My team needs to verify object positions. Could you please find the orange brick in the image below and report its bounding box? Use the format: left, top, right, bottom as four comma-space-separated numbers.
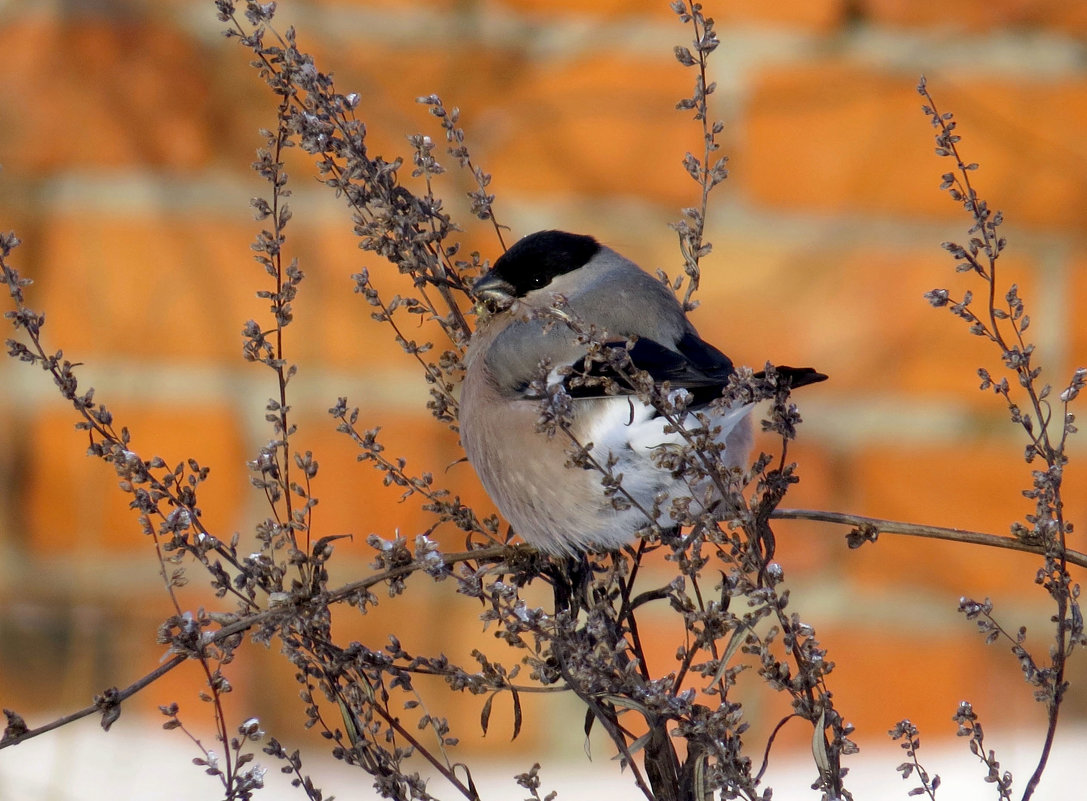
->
769, 441, 845, 577
31, 208, 476, 374
680, 235, 1043, 403
198, 6, 448, 177
24, 403, 247, 553
307, 0, 460, 7
232, 38, 532, 180
298, 40, 702, 204
821, 622, 1038, 747
290, 408, 501, 557
284, 219, 483, 371
488, 53, 707, 204
98, 597, 214, 721
0, 198, 35, 253
0, 15, 211, 173
210, 6, 847, 191
214, 48, 435, 180
1065, 253, 1087, 374
495, 0, 675, 15
847, 441, 1081, 599
495, 0, 845, 30
719, 0, 846, 31
30, 206, 451, 372
313, 41, 704, 201
32, 206, 1053, 401
34, 214, 258, 363
859, 0, 1087, 35
743, 65, 1087, 230
231, 0, 845, 31
0, 394, 15, 547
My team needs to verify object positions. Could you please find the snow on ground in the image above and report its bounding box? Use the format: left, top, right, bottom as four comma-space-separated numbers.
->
1, 715, 1081, 800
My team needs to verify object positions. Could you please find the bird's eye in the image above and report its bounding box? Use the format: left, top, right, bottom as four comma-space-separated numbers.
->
529, 275, 546, 288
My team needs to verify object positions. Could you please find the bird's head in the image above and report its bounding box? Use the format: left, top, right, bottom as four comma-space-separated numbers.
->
472, 230, 601, 316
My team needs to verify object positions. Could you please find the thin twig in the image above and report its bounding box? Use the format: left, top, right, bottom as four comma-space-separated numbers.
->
1, 655, 187, 749
773, 509, 1087, 570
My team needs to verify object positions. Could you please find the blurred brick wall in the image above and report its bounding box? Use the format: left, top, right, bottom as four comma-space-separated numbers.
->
0, 0, 1085, 778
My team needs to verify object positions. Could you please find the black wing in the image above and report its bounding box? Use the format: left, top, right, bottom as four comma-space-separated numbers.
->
563, 332, 735, 404
562, 334, 827, 402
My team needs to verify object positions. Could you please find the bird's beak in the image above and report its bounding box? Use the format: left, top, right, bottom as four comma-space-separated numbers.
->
471, 271, 516, 313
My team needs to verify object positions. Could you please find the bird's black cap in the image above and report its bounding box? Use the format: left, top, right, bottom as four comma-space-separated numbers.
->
487, 230, 601, 297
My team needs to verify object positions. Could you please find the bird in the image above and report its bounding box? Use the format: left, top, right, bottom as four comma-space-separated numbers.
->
459, 230, 825, 555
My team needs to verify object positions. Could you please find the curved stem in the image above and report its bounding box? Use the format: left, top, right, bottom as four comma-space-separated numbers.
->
772, 509, 1087, 569
1, 654, 187, 749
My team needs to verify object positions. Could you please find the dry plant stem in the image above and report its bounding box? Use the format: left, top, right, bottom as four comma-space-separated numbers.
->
890, 720, 940, 800
331, 403, 500, 545
920, 78, 1080, 801
410, 132, 475, 339
247, 85, 307, 567
0, 654, 187, 748
343, 275, 461, 414
774, 509, 1087, 570
728, 512, 847, 797
0, 543, 536, 751
337, 675, 481, 801
615, 541, 659, 687
680, 6, 712, 308
200, 653, 235, 792
3, 239, 255, 793
335, 142, 471, 349
544, 321, 850, 796
417, 95, 507, 253
225, 10, 473, 349
670, 2, 729, 312
269, 92, 301, 556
